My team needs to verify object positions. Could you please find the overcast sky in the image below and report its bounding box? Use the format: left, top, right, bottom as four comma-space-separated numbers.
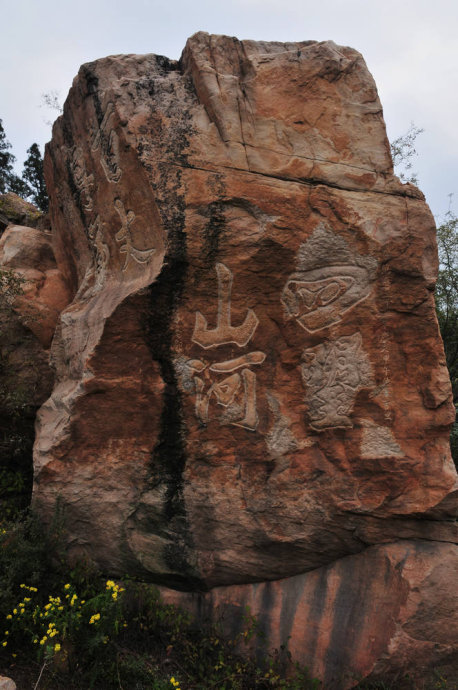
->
2, 0, 457, 220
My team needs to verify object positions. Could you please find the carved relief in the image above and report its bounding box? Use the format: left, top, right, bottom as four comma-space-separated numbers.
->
186, 355, 265, 430
301, 333, 373, 430
114, 199, 156, 272
91, 102, 122, 184
88, 216, 110, 291
184, 264, 264, 431
71, 147, 95, 211
282, 224, 377, 332
193, 263, 259, 348
360, 420, 403, 459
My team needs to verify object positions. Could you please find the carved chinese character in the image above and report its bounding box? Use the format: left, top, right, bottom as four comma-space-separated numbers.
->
91, 102, 122, 184
71, 147, 95, 212
187, 352, 265, 431
185, 264, 265, 431
193, 263, 259, 348
114, 199, 156, 271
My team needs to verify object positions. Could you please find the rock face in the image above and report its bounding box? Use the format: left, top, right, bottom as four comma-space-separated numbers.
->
0, 193, 45, 233
34, 33, 457, 685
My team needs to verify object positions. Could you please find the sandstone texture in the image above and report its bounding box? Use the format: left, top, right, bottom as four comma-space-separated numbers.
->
0, 225, 71, 350
34, 33, 458, 685
159, 540, 458, 689
0, 676, 16, 690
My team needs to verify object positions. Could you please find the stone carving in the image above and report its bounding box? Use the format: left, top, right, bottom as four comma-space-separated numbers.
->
360, 420, 404, 459
187, 264, 264, 430
282, 224, 377, 332
71, 147, 95, 212
88, 215, 109, 291
301, 333, 373, 430
193, 263, 259, 348
114, 199, 156, 272
91, 102, 122, 184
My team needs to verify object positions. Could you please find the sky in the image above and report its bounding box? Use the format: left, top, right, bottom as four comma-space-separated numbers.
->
1, 0, 457, 220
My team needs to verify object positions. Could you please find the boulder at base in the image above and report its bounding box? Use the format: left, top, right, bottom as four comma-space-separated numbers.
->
34, 33, 458, 686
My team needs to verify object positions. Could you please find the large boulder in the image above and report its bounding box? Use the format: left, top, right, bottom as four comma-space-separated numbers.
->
33, 33, 458, 685
0, 193, 45, 232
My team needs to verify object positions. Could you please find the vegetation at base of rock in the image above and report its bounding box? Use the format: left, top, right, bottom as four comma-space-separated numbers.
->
0, 512, 321, 689
0, 268, 35, 519
0, 512, 452, 690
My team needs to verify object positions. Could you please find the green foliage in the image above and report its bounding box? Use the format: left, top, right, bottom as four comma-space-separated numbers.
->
0, 513, 319, 689
0, 268, 35, 518
435, 205, 458, 464
0, 119, 25, 196
21, 143, 48, 212
0, 119, 48, 211
390, 122, 424, 185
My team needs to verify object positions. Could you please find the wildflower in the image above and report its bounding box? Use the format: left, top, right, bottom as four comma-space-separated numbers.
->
4, 631, 8, 636
64, 584, 70, 590
12, 609, 17, 615
23, 597, 31, 602
106, 580, 115, 590
89, 613, 101, 625
54, 643, 61, 652
6, 615, 11, 620
2, 642, 7, 647
112, 591, 118, 600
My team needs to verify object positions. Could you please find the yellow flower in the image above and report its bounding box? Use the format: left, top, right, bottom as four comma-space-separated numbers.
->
2, 641, 7, 647
6, 615, 12, 620
54, 643, 61, 652
64, 584, 70, 590
106, 580, 115, 590
24, 597, 31, 602
112, 592, 118, 600
12, 609, 17, 615
4, 631, 8, 636
44, 603, 51, 610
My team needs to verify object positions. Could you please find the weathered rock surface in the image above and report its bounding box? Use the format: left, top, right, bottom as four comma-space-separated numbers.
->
0, 676, 16, 690
0, 225, 71, 349
158, 540, 458, 689
0, 193, 45, 232
33, 32, 457, 685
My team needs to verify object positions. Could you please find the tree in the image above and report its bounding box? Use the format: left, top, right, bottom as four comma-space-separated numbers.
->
435, 204, 458, 462
0, 119, 26, 196
21, 143, 48, 212
390, 122, 424, 185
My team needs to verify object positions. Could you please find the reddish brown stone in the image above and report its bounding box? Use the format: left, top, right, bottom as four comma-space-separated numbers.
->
0, 225, 71, 347
158, 541, 458, 689
33, 32, 457, 685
